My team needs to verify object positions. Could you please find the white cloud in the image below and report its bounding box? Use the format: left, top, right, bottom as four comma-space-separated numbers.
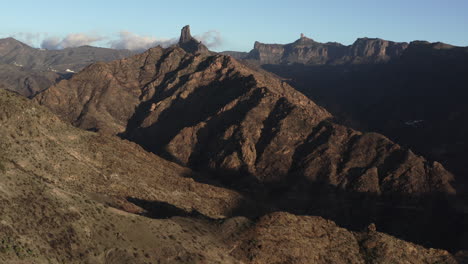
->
40, 36, 61, 50
5, 32, 48, 47
108, 31, 177, 51
195, 30, 223, 49
41, 33, 105, 50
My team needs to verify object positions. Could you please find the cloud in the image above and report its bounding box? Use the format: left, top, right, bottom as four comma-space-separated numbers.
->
40, 36, 61, 50
11, 32, 48, 46
41, 33, 105, 50
108, 31, 177, 51
195, 30, 223, 49
8, 29, 224, 51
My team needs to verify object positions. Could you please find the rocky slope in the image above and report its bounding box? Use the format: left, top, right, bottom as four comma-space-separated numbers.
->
222, 34, 408, 65
0, 88, 462, 263
0, 37, 134, 97
0, 88, 241, 263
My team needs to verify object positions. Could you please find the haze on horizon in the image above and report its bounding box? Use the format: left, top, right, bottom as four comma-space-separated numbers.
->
1, 0, 467, 52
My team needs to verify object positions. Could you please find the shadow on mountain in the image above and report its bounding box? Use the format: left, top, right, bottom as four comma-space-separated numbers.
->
126, 197, 214, 220
172, 166, 468, 253
120, 69, 258, 162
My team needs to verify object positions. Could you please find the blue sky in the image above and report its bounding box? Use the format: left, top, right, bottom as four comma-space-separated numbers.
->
1, 0, 467, 51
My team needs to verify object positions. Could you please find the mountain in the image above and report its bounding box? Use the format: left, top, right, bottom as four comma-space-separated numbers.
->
0, 37, 135, 97
34, 26, 466, 251
220, 51, 249, 60
0, 37, 134, 72
221, 34, 408, 65
0, 82, 462, 263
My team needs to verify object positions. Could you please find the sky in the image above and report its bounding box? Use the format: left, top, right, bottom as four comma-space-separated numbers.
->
1, 0, 467, 51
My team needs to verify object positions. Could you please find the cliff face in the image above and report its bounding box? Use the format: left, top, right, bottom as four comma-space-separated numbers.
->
245, 35, 408, 65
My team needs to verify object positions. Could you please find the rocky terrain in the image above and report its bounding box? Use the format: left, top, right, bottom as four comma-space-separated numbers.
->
34, 26, 468, 254
0, 37, 134, 97
0, 77, 464, 264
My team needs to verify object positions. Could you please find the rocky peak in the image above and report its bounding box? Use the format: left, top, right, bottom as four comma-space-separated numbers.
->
179, 25, 194, 44
177, 25, 209, 54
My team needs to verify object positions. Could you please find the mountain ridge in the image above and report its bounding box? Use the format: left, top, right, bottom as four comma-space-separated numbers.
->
0, 37, 136, 97
34, 28, 455, 198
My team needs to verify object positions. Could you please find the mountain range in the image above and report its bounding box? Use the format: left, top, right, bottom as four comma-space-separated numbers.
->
221, 34, 409, 65
1, 26, 467, 263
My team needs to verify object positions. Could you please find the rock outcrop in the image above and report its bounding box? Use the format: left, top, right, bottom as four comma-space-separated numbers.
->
178, 25, 210, 54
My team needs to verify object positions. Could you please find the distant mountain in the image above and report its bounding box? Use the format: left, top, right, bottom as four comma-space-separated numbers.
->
0, 37, 134, 72
220, 50, 249, 60
221, 34, 408, 65
0, 37, 135, 97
